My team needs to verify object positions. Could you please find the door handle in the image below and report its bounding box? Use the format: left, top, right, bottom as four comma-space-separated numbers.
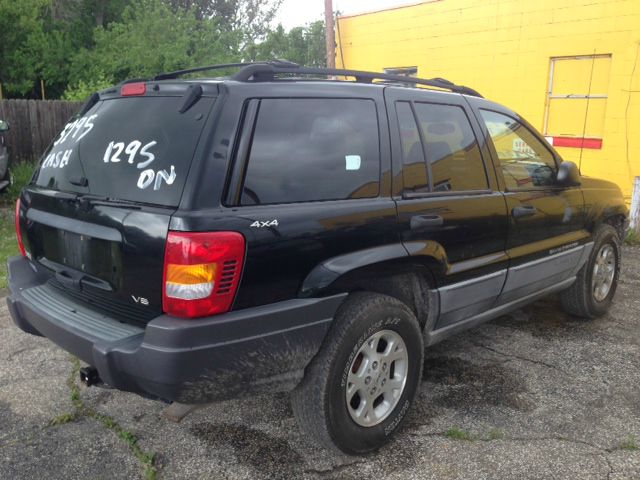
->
410, 214, 444, 229
512, 205, 537, 218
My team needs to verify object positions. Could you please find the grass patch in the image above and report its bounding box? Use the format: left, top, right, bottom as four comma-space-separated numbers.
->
445, 427, 475, 441
487, 428, 504, 440
1, 161, 36, 206
626, 229, 640, 246
55, 357, 158, 479
0, 206, 18, 289
0, 162, 36, 289
619, 435, 638, 450
49, 412, 77, 426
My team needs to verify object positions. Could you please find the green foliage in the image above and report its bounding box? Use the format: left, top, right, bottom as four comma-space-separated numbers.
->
620, 435, 638, 450
2, 161, 36, 206
249, 20, 325, 66
48, 412, 77, 426
445, 427, 475, 441
62, 73, 114, 101
0, 206, 17, 289
0, 0, 49, 96
0, 0, 325, 100
68, 0, 240, 85
625, 228, 640, 246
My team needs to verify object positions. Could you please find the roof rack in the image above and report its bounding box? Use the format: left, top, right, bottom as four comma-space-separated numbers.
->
153, 60, 298, 81
154, 60, 482, 97
231, 63, 483, 97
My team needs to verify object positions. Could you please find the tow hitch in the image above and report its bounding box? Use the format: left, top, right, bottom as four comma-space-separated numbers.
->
79, 366, 101, 387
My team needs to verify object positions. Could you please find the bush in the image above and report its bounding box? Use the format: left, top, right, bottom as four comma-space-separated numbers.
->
62, 74, 114, 101
1, 161, 36, 206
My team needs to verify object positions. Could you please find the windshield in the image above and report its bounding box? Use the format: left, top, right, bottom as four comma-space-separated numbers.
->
33, 95, 215, 207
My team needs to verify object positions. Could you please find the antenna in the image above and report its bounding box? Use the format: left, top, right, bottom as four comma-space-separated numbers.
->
579, 51, 597, 170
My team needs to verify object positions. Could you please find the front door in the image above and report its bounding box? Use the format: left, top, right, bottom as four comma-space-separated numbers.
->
385, 88, 509, 330
471, 105, 589, 305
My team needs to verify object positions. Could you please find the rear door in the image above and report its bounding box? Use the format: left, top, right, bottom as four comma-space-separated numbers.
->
469, 101, 588, 305
19, 83, 217, 323
385, 88, 509, 330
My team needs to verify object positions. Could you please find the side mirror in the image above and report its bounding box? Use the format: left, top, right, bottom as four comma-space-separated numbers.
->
556, 161, 581, 187
0, 120, 9, 132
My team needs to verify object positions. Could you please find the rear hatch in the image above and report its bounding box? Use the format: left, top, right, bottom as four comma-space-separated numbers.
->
18, 82, 217, 324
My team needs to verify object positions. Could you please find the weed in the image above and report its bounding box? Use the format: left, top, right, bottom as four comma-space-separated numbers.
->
445, 427, 475, 441
52, 357, 158, 479
488, 428, 504, 440
48, 412, 77, 426
626, 229, 640, 246
1, 161, 36, 206
619, 435, 638, 450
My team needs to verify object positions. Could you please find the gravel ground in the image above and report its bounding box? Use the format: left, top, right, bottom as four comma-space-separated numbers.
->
1, 247, 639, 479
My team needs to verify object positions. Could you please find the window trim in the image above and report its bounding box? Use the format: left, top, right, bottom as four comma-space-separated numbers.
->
479, 108, 563, 193
543, 54, 612, 137
398, 100, 492, 198
229, 96, 383, 207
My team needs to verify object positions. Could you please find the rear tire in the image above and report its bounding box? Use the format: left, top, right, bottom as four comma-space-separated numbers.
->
560, 224, 621, 318
291, 292, 423, 454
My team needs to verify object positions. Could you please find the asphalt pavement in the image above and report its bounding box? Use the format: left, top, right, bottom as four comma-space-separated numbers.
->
1, 247, 639, 479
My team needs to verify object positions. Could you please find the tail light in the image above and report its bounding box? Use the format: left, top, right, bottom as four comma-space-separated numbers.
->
163, 231, 245, 318
15, 198, 26, 257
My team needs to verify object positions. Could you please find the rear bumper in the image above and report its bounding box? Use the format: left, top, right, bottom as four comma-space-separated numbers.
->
7, 256, 345, 403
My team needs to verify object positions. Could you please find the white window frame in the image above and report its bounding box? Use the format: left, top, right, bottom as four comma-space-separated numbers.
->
543, 54, 611, 137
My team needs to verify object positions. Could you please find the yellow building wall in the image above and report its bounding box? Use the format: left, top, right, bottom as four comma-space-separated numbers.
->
336, 0, 640, 202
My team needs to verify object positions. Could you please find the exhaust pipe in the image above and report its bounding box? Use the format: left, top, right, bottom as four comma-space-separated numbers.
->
79, 366, 101, 387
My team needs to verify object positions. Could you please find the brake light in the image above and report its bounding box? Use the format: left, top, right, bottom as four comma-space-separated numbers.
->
15, 198, 26, 257
121, 82, 146, 96
163, 231, 245, 318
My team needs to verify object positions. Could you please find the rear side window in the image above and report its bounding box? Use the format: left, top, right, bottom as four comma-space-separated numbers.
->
33, 95, 215, 207
240, 98, 380, 205
413, 103, 488, 192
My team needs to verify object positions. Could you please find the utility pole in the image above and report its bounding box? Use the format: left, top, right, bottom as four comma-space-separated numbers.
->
324, 0, 335, 68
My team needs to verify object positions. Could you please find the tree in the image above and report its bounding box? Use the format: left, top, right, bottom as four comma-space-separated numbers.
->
251, 20, 326, 66
0, 0, 49, 97
67, 0, 240, 86
167, 0, 282, 53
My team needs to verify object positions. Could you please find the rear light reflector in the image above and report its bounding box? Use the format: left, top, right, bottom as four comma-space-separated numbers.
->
163, 231, 245, 318
121, 82, 146, 96
15, 198, 26, 257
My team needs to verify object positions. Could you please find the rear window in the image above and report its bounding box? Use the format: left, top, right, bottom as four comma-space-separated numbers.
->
33, 95, 215, 206
240, 98, 380, 205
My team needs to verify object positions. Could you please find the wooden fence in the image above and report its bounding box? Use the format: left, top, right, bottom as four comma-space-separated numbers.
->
0, 100, 82, 163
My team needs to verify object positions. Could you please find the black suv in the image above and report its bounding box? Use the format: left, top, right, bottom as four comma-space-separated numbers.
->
8, 63, 628, 454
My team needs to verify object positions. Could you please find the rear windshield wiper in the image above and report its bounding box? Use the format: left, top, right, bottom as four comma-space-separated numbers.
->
77, 195, 142, 210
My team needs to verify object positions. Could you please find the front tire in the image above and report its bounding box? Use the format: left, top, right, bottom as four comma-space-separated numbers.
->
291, 292, 424, 454
560, 224, 621, 318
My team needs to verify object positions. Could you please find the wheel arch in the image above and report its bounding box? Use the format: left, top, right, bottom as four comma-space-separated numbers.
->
299, 244, 446, 329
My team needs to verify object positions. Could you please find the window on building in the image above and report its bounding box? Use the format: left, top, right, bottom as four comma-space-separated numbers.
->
413, 103, 489, 192
383, 66, 418, 77
241, 98, 380, 205
544, 54, 611, 149
480, 109, 557, 190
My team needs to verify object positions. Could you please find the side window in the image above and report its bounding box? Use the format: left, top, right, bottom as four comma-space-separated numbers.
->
479, 109, 557, 190
413, 103, 489, 192
395, 101, 428, 193
241, 98, 380, 205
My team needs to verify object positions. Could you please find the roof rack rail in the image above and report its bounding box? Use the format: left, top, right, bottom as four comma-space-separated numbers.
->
231, 63, 483, 97
154, 60, 299, 81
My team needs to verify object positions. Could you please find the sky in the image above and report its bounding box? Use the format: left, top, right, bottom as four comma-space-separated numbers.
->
275, 0, 417, 29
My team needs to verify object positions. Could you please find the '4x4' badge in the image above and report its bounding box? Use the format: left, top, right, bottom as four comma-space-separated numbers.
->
250, 220, 279, 228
